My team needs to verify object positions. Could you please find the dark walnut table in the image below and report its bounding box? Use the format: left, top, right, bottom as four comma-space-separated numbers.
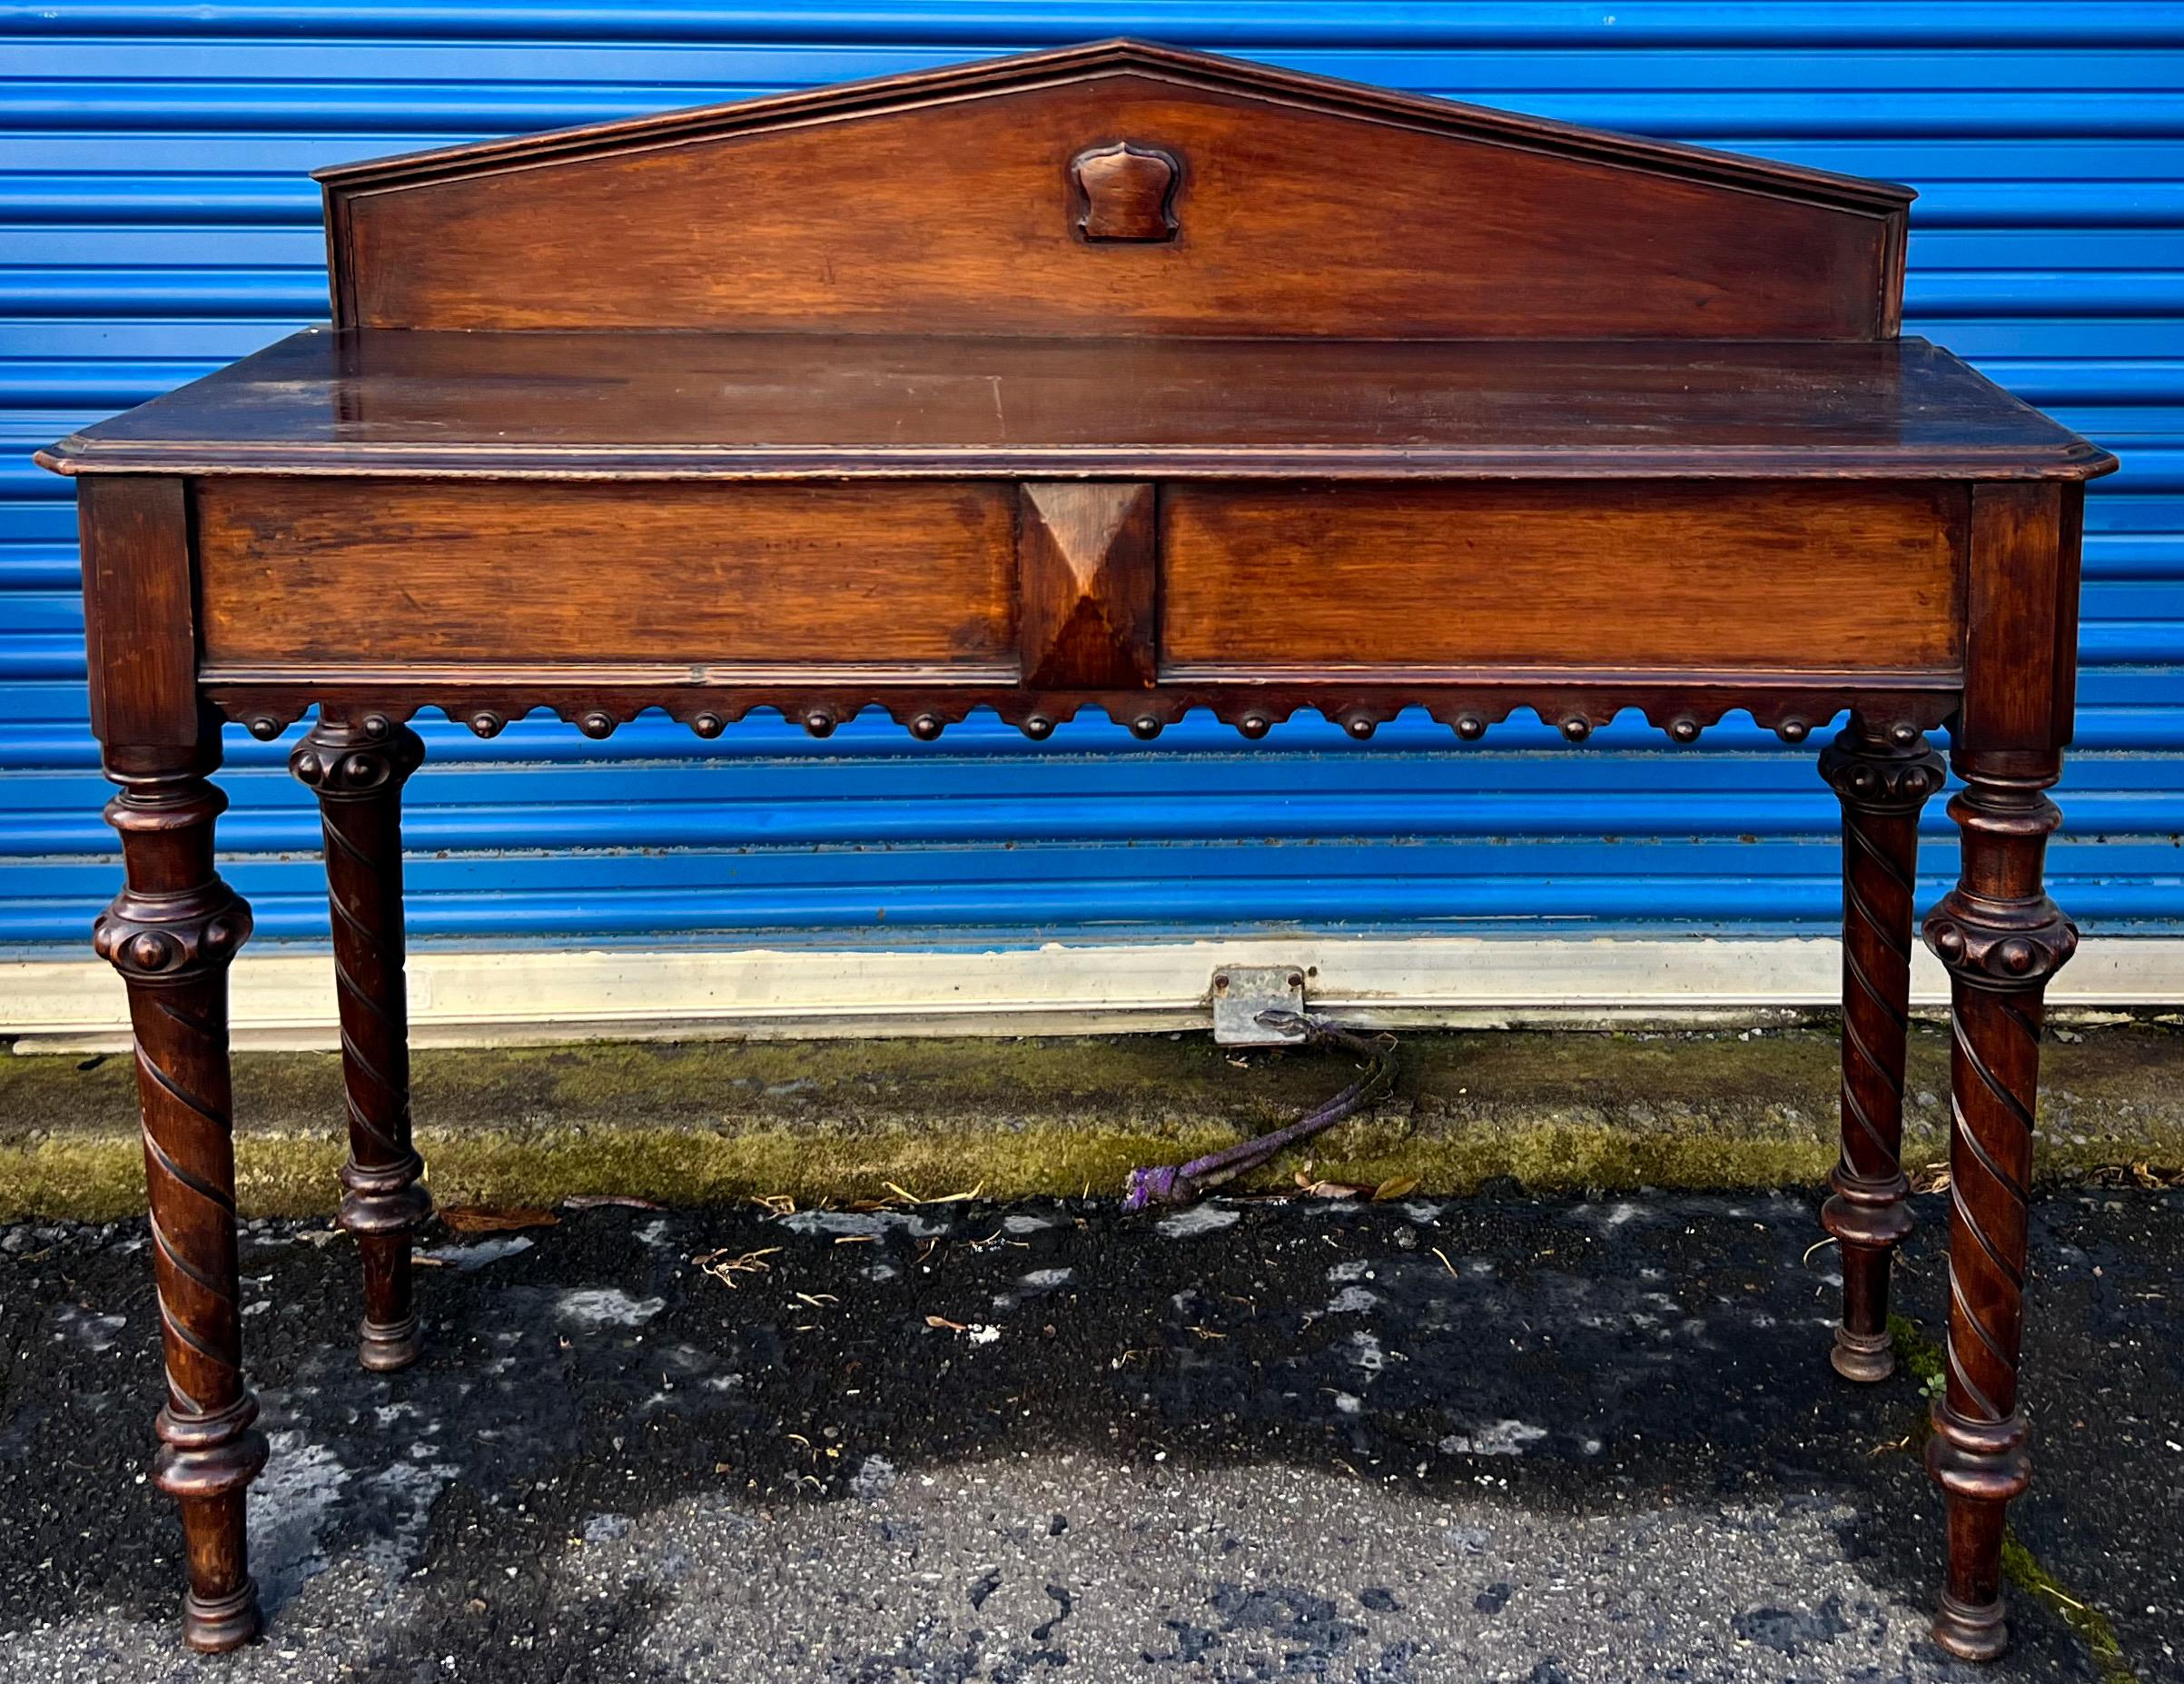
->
36, 40, 2114, 1661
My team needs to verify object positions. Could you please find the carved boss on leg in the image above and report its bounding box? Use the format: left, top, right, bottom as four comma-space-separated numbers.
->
1818, 718, 1944, 1381
292, 713, 432, 1370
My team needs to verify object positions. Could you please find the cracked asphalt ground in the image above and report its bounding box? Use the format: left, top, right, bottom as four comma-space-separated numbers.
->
0, 1188, 2177, 1682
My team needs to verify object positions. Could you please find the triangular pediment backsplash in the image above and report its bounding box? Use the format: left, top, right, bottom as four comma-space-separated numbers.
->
319, 39, 1910, 339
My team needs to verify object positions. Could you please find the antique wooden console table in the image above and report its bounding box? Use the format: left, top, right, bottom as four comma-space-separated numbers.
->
37, 41, 2113, 1660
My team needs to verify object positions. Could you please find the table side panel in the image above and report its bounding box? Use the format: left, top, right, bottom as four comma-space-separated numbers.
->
1160, 481, 1967, 675
77, 475, 201, 749
193, 479, 1021, 670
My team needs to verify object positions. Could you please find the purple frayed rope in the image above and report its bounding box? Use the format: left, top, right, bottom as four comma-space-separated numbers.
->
1124, 1011, 1397, 1210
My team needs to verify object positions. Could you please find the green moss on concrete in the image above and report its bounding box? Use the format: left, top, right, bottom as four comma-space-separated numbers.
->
4, 1022, 2180, 1220
410, 1117, 1852, 1215
1888, 1313, 1946, 1393
2001, 1534, 2137, 1684
0, 1134, 349, 1224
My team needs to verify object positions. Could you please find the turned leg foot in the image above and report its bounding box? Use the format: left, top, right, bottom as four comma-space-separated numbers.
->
1828, 1317, 1896, 1386
355, 1233, 424, 1371
1932, 1597, 2010, 1665
1928, 1418, 2028, 1661
97, 756, 268, 1650
1921, 751, 2073, 1661
181, 1572, 262, 1653
1819, 718, 1943, 1382
293, 714, 432, 1370
163, 1421, 270, 1651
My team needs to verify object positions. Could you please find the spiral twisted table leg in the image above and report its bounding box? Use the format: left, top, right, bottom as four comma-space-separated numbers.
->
1922, 751, 2074, 1661
96, 759, 267, 1652
1818, 718, 1944, 1381
292, 713, 431, 1371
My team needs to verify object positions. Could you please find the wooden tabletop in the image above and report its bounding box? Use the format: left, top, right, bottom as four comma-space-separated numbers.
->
39, 329, 2113, 483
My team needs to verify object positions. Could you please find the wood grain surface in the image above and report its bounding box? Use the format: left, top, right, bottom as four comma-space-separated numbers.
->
194, 480, 1020, 669
1161, 481, 1967, 674
329, 51, 1901, 340
39, 332, 2112, 483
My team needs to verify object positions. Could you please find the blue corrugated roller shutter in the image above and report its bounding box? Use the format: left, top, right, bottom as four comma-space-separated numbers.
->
3, 3, 2179, 955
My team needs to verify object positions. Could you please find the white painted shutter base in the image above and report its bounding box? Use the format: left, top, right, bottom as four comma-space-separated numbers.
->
5, 936, 2179, 1053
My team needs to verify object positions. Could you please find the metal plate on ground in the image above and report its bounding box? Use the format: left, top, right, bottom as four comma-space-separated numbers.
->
1211, 965, 1307, 1045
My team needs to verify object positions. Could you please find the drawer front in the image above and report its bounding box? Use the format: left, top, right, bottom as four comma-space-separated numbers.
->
1159, 481, 1966, 676
193, 478, 1019, 671
194, 476, 1968, 691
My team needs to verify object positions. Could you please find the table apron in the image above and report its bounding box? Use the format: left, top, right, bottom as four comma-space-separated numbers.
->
184, 474, 1972, 738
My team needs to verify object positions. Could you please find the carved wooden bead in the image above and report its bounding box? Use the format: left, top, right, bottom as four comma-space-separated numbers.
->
94, 887, 253, 982
1819, 731, 1944, 813
291, 722, 423, 797
1022, 714, 1055, 741
1669, 718, 1701, 743
690, 711, 725, 738
1237, 713, 1272, 740
1454, 715, 1487, 741
577, 710, 616, 738
245, 715, 282, 741
803, 709, 837, 738
1923, 900, 2079, 988
909, 714, 944, 741
1889, 720, 1921, 748
1777, 718, 1811, 743
1130, 714, 1163, 740
1560, 717, 1591, 742
467, 709, 505, 738
1344, 713, 1377, 740
1863, 760, 1934, 803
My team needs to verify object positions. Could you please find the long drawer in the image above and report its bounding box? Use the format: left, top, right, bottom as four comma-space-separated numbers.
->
191, 476, 1967, 684
1158, 480, 1965, 678
193, 478, 1022, 674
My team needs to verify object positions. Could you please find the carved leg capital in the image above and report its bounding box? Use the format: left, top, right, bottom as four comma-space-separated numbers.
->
1818, 719, 1943, 1382
99, 759, 264, 1652
294, 713, 431, 1371
289, 710, 426, 801
1818, 720, 1947, 815
1919, 751, 2070, 1662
